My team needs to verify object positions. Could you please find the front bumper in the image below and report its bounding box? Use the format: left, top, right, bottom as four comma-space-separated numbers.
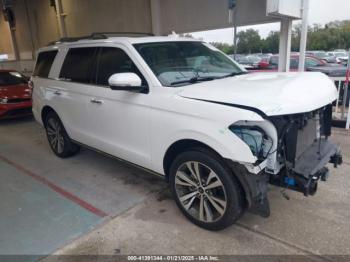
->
293, 138, 342, 177
227, 138, 342, 218
0, 101, 33, 119
269, 138, 342, 197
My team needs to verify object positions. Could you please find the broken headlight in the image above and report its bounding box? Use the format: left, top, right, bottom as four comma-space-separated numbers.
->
229, 125, 273, 160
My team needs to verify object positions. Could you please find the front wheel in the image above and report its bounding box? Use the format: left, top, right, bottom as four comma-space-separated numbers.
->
169, 149, 244, 231
45, 112, 80, 158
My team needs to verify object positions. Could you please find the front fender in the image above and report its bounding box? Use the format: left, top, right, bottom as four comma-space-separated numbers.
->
152, 127, 257, 175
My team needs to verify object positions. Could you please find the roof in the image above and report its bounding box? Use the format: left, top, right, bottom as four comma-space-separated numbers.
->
41, 34, 201, 52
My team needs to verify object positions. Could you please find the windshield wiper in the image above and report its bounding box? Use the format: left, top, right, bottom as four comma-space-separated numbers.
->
219, 71, 248, 79
170, 76, 216, 86
170, 71, 248, 86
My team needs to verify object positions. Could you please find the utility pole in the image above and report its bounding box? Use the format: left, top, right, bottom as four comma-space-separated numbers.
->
299, 0, 310, 72
54, 0, 67, 38
233, 7, 238, 59
228, 0, 237, 59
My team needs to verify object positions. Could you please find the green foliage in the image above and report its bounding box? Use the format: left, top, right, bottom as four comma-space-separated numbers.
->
236, 29, 262, 53
212, 20, 350, 54
210, 42, 235, 54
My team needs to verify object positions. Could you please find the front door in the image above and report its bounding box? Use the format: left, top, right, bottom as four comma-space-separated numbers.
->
82, 46, 152, 169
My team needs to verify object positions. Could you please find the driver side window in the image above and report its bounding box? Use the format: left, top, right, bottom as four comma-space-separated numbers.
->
96, 47, 147, 86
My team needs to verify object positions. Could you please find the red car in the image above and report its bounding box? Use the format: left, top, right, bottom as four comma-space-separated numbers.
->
0, 70, 32, 119
253, 55, 347, 77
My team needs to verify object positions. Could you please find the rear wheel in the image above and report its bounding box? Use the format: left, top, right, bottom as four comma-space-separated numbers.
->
169, 149, 244, 231
45, 112, 80, 158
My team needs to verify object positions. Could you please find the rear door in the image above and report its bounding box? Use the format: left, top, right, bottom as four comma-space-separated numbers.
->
32, 50, 59, 122
50, 47, 98, 140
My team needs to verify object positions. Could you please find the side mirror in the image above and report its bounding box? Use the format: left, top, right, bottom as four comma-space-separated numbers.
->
108, 73, 144, 92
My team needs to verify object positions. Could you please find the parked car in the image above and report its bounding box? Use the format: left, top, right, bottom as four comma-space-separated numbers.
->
0, 70, 32, 119
306, 51, 336, 63
328, 51, 349, 64
234, 55, 262, 69
255, 55, 348, 77
32, 34, 342, 230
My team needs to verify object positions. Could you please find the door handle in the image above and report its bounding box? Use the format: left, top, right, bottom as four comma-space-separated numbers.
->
90, 98, 103, 104
53, 90, 62, 96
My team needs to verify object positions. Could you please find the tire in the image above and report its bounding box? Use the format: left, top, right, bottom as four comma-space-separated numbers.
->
169, 148, 245, 231
44, 112, 80, 158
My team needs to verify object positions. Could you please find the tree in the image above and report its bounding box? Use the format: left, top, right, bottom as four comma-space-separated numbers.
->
261, 31, 279, 53
209, 20, 350, 55
236, 29, 262, 54
210, 42, 234, 54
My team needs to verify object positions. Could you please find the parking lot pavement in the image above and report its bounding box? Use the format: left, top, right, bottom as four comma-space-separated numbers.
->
53, 129, 350, 257
1, 118, 350, 257
0, 117, 166, 256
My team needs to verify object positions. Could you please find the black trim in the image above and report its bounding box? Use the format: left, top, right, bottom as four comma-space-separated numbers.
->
71, 139, 164, 179
183, 97, 267, 118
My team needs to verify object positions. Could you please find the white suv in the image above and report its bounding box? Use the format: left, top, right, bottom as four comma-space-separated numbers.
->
31, 33, 342, 230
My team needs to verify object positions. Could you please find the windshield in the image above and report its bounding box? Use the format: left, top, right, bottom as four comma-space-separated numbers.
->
0, 71, 27, 86
133, 41, 244, 86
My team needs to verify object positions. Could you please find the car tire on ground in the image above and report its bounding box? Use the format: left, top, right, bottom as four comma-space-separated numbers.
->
169, 148, 245, 231
45, 112, 80, 158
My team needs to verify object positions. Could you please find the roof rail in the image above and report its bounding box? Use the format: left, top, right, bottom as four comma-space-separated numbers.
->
47, 32, 154, 46
91, 32, 154, 37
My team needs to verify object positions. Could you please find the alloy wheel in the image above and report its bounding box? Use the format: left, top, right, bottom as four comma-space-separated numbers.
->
46, 118, 65, 154
174, 161, 227, 223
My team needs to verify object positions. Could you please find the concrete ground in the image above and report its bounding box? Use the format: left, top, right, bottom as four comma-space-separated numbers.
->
1, 117, 350, 259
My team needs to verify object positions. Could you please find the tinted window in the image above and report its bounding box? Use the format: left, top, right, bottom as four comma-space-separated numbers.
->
33, 50, 58, 77
305, 58, 322, 67
60, 47, 97, 83
96, 47, 146, 86
0, 71, 27, 86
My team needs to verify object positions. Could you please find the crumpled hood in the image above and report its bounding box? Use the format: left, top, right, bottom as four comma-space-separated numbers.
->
0, 84, 31, 99
178, 72, 338, 116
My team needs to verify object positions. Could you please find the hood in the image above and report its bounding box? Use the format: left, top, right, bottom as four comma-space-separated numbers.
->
0, 84, 31, 99
178, 72, 337, 116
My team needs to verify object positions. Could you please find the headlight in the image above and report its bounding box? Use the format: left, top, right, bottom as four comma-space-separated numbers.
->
229, 125, 273, 159
0, 98, 8, 104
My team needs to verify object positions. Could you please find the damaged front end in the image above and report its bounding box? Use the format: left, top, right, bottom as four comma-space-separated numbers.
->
228, 104, 342, 217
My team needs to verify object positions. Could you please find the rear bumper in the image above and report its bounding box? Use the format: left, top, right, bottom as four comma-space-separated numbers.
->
0, 101, 33, 119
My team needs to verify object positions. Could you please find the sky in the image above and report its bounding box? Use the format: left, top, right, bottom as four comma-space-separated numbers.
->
190, 0, 350, 44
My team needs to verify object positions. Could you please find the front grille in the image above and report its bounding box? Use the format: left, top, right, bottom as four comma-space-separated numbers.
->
7, 98, 31, 103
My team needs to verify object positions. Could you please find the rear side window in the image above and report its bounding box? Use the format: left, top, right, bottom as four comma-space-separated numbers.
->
33, 50, 58, 78
60, 47, 97, 84
96, 47, 146, 86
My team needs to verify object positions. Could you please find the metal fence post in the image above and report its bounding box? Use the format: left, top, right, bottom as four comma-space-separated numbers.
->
346, 51, 350, 129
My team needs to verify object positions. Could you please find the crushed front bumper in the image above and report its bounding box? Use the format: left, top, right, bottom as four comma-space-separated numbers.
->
293, 138, 342, 178
227, 138, 342, 218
